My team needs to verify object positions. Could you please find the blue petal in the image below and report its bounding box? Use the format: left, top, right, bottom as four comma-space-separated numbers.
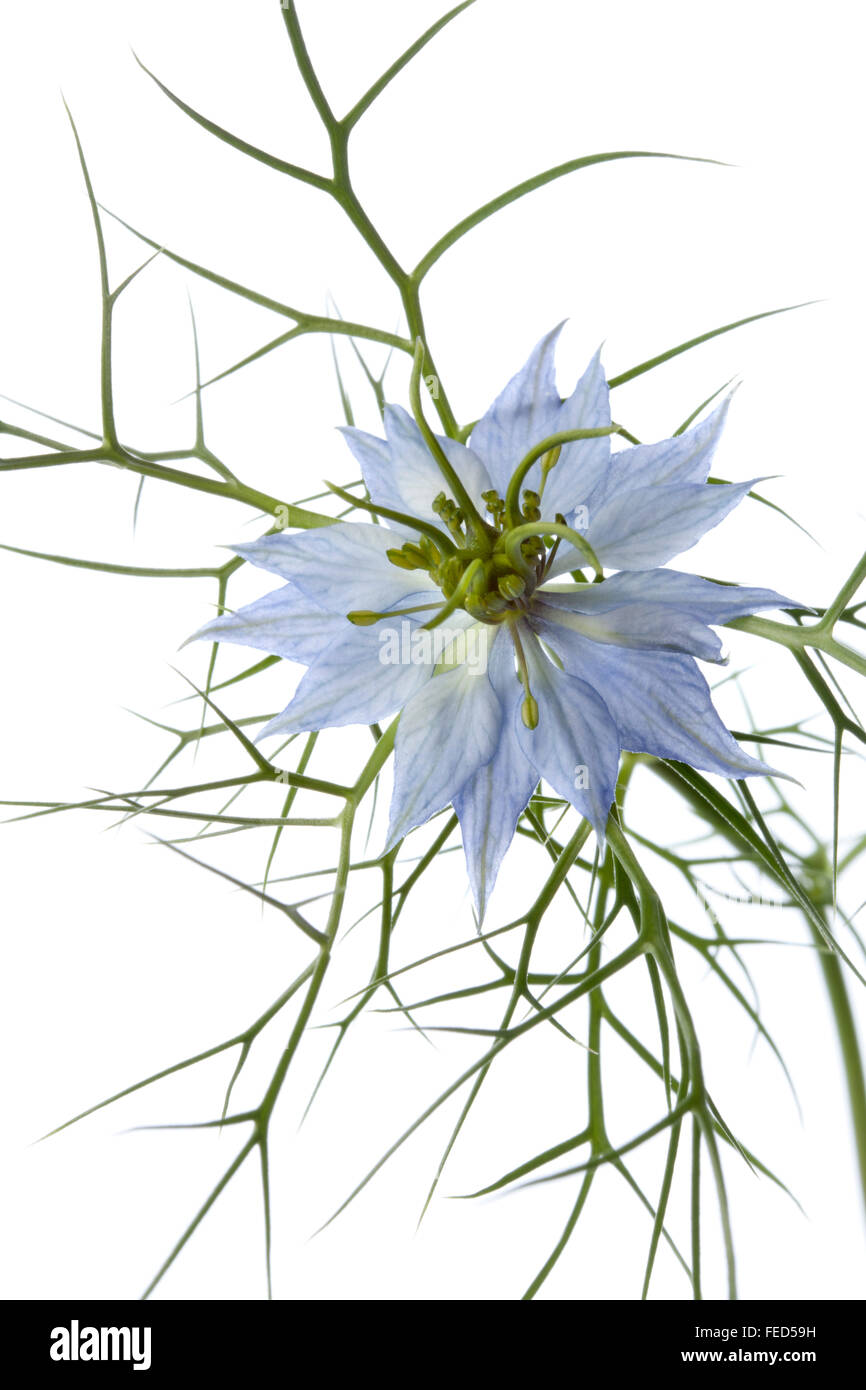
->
185, 583, 349, 664
336, 424, 392, 485
538, 568, 798, 623
578, 478, 757, 571
342, 408, 493, 533
385, 406, 493, 523
533, 571, 797, 664
453, 629, 538, 917
386, 633, 504, 848
470, 324, 564, 493
539, 628, 778, 777
533, 598, 725, 662
233, 522, 438, 615
336, 426, 414, 538
259, 623, 433, 739
538, 347, 612, 519
586, 397, 732, 515
515, 627, 620, 840
470, 326, 612, 507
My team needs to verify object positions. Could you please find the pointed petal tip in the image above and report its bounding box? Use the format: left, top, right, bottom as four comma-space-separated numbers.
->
522, 319, 569, 364
382, 401, 411, 432
178, 616, 222, 650
382, 822, 401, 859
255, 710, 299, 744
739, 758, 800, 787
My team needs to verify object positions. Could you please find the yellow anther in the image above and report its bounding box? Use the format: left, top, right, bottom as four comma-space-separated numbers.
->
498, 572, 526, 600
386, 547, 426, 571
521, 695, 539, 729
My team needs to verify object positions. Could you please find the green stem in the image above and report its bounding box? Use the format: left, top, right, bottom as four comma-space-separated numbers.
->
814, 944, 866, 1220
818, 550, 866, 632
281, 2, 461, 438
409, 340, 489, 538
1, 441, 337, 528
352, 721, 398, 803
136, 448, 334, 526
727, 615, 866, 679
606, 817, 737, 1299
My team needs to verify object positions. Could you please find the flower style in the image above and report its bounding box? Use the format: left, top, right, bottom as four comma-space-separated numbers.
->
191, 326, 795, 915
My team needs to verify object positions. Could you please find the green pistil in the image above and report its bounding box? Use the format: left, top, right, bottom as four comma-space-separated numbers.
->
367, 460, 611, 738
374, 433, 609, 673
382, 484, 601, 631
503, 518, 603, 582
538, 444, 561, 501
409, 338, 492, 545
503, 422, 623, 529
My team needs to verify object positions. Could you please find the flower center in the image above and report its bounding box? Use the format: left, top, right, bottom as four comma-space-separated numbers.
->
384, 486, 564, 625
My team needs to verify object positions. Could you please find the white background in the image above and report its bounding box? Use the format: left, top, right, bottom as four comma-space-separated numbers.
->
1, 0, 865, 1301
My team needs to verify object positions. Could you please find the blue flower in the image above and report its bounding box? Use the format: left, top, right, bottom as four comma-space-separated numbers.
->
191, 326, 795, 915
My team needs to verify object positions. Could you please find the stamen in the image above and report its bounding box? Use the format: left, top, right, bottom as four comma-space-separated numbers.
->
498, 572, 525, 600
347, 602, 442, 626
417, 537, 442, 567
521, 695, 539, 730
433, 491, 469, 544
509, 622, 540, 729
481, 489, 506, 528
466, 591, 508, 621
420, 558, 484, 631
386, 545, 428, 571
324, 478, 456, 554
438, 555, 466, 597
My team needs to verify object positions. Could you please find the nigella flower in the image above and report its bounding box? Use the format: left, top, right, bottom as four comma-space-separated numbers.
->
190, 326, 795, 915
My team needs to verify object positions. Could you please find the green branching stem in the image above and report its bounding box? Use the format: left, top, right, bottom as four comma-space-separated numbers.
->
607, 818, 737, 1300
728, 613, 866, 679
5, 0, 864, 1308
